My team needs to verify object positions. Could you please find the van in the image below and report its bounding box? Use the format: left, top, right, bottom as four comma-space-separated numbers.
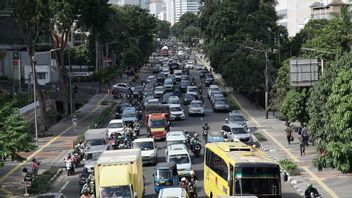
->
85, 128, 108, 149
166, 147, 191, 177
158, 187, 189, 198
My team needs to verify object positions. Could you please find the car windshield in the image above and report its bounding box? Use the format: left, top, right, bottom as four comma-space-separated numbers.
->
109, 123, 123, 128
134, 141, 154, 150
191, 102, 202, 107
86, 152, 102, 160
215, 100, 226, 104
86, 139, 105, 146
231, 127, 248, 134
122, 113, 136, 118
150, 119, 166, 128
156, 169, 172, 179
169, 100, 180, 104
170, 107, 182, 111
188, 88, 197, 92
100, 185, 131, 198
169, 154, 189, 164
230, 115, 245, 122
185, 94, 195, 99
155, 87, 164, 91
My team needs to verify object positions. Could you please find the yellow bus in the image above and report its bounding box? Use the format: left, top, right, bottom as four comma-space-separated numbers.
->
204, 142, 282, 198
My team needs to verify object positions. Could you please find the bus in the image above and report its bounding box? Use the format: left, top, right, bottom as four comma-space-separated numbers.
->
204, 142, 282, 198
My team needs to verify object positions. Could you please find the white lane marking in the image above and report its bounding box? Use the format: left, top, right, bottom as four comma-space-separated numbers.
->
59, 181, 70, 193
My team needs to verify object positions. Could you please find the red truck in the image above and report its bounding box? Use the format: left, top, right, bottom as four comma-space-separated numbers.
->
145, 105, 170, 139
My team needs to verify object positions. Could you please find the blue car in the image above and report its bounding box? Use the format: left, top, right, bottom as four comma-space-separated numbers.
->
153, 162, 178, 193
122, 106, 138, 127
207, 131, 225, 143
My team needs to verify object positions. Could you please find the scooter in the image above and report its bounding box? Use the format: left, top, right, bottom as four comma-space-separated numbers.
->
65, 160, 75, 176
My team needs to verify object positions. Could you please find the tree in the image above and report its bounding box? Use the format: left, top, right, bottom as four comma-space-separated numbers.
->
50, 0, 80, 116
156, 20, 171, 39
0, 105, 36, 166
172, 12, 200, 45
279, 88, 309, 125
12, 0, 53, 134
270, 60, 290, 111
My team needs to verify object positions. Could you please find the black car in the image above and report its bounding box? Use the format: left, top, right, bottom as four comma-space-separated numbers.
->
205, 77, 214, 86
173, 85, 182, 97
180, 80, 190, 93
183, 93, 198, 105
162, 92, 173, 104
199, 70, 208, 79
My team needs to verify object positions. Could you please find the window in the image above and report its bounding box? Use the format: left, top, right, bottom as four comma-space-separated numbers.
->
205, 148, 228, 180
221, 125, 230, 132
37, 72, 46, 80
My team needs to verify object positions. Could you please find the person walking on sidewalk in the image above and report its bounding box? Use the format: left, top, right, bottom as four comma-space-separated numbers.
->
72, 114, 78, 132
285, 122, 293, 145
299, 136, 306, 155
301, 125, 309, 147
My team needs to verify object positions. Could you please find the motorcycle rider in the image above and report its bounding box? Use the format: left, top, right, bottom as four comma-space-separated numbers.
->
190, 133, 200, 151
305, 184, 320, 198
189, 170, 198, 197
202, 122, 209, 140
65, 153, 75, 174
179, 177, 189, 192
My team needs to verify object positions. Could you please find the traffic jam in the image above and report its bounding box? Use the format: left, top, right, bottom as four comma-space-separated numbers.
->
58, 42, 280, 198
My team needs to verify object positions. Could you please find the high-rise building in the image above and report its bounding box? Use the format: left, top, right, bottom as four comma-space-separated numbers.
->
149, 0, 164, 18
108, 0, 148, 9
166, 0, 200, 25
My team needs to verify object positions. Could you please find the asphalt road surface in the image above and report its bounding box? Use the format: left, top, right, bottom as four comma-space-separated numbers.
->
51, 58, 302, 198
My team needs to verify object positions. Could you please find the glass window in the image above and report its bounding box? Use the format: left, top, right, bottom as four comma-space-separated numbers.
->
100, 186, 131, 198
229, 116, 244, 122
235, 178, 279, 195
109, 123, 123, 128
133, 141, 154, 150
149, 119, 166, 128
205, 148, 228, 180
37, 72, 46, 80
231, 128, 247, 134
86, 139, 105, 146
169, 154, 189, 164
156, 169, 171, 178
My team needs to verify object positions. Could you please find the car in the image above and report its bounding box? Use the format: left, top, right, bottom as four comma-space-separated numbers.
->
132, 85, 144, 96
152, 66, 160, 74
195, 64, 205, 70
164, 78, 174, 91
205, 77, 214, 86
162, 67, 170, 76
154, 86, 165, 98
226, 110, 247, 127
182, 68, 189, 75
180, 80, 190, 92
183, 93, 198, 105
169, 62, 179, 71
220, 123, 253, 144
185, 61, 194, 69
188, 100, 205, 116
207, 130, 225, 143
168, 96, 181, 105
177, 50, 184, 56
157, 74, 166, 83
147, 75, 157, 83
211, 94, 226, 105
146, 98, 160, 106
166, 131, 187, 146
158, 187, 189, 198
173, 85, 182, 97
122, 106, 138, 127
133, 138, 157, 165
181, 75, 190, 81
115, 101, 131, 118
162, 92, 173, 104
169, 104, 185, 120
112, 83, 130, 93
208, 84, 221, 97
199, 70, 208, 78
166, 147, 192, 177
213, 99, 230, 112
186, 85, 198, 95
107, 119, 124, 137
34, 193, 67, 198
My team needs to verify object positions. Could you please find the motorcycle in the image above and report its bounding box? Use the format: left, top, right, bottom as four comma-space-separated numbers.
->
191, 140, 201, 157
188, 181, 197, 198
73, 153, 81, 168
65, 160, 75, 176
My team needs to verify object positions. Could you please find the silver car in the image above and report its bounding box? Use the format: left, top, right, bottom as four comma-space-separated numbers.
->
188, 100, 205, 116
220, 123, 253, 144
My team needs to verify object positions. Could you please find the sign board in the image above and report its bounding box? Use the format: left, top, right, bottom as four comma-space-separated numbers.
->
20, 180, 32, 187
12, 51, 19, 59
289, 58, 319, 87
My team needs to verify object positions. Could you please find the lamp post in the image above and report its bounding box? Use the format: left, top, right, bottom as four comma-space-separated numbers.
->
31, 48, 61, 145
238, 44, 270, 119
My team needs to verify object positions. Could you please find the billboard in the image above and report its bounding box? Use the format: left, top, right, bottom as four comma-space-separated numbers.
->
289, 58, 319, 87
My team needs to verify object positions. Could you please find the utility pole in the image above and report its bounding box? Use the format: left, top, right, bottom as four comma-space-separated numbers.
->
31, 56, 38, 145
264, 50, 269, 119
69, 47, 73, 117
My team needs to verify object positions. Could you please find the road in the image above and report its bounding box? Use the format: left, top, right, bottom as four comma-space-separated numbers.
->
51, 56, 302, 198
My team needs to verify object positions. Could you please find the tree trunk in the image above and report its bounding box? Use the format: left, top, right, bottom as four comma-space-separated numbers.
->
56, 49, 70, 116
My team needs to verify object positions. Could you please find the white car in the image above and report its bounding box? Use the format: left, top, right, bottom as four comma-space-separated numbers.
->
195, 64, 204, 70
164, 78, 174, 91
133, 138, 157, 165
107, 119, 124, 137
166, 147, 191, 176
147, 75, 156, 83
112, 83, 129, 93
154, 86, 165, 98
168, 96, 181, 105
166, 131, 187, 146
186, 85, 198, 95
188, 100, 205, 116
208, 84, 220, 97
158, 187, 188, 198
169, 104, 185, 120
185, 61, 193, 69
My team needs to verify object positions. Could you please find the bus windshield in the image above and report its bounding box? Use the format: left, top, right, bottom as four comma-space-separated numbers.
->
150, 119, 166, 128
234, 166, 280, 195
100, 185, 131, 198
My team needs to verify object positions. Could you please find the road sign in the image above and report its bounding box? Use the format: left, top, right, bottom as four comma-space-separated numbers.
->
20, 180, 32, 187
289, 58, 319, 87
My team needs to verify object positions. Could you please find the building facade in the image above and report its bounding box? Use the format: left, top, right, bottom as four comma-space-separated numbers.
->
166, 0, 200, 25
108, 0, 148, 9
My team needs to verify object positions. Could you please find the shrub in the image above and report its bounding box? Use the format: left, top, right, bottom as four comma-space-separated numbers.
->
28, 167, 59, 194
279, 159, 299, 176
253, 132, 267, 142
226, 96, 240, 110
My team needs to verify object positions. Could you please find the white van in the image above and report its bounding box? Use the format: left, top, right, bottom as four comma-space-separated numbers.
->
158, 187, 189, 198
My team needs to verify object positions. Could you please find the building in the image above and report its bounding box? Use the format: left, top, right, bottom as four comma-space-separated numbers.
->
166, 0, 200, 25
276, 0, 349, 37
108, 0, 148, 9
149, 0, 165, 19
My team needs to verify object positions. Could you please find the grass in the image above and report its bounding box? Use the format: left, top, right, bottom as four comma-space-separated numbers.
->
28, 167, 59, 194
74, 103, 115, 145
253, 132, 267, 142
226, 96, 240, 110
279, 159, 299, 176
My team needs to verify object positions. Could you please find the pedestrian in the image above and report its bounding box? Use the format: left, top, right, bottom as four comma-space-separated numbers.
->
285, 122, 293, 145
301, 125, 309, 147
72, 114, 78, 130
299, 136, 305, 155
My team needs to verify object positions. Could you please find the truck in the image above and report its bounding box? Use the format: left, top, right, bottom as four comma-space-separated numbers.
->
160, 46, 169, 56
94, 149, 144, 198
145, 105, 170, 139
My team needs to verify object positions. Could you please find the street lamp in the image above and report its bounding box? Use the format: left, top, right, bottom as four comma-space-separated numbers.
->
238, 44, 270, 119
31, 48, 61, 145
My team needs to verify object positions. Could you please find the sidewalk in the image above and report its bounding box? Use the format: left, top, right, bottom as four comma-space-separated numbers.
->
195, 52, 351, 198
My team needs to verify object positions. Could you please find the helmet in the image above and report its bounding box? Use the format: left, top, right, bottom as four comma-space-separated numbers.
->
184, 129, 188, 133
190, 170, 195, 176
194, 133, 198, 137
181, 177, 187, 182
307, 184, 312, 188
